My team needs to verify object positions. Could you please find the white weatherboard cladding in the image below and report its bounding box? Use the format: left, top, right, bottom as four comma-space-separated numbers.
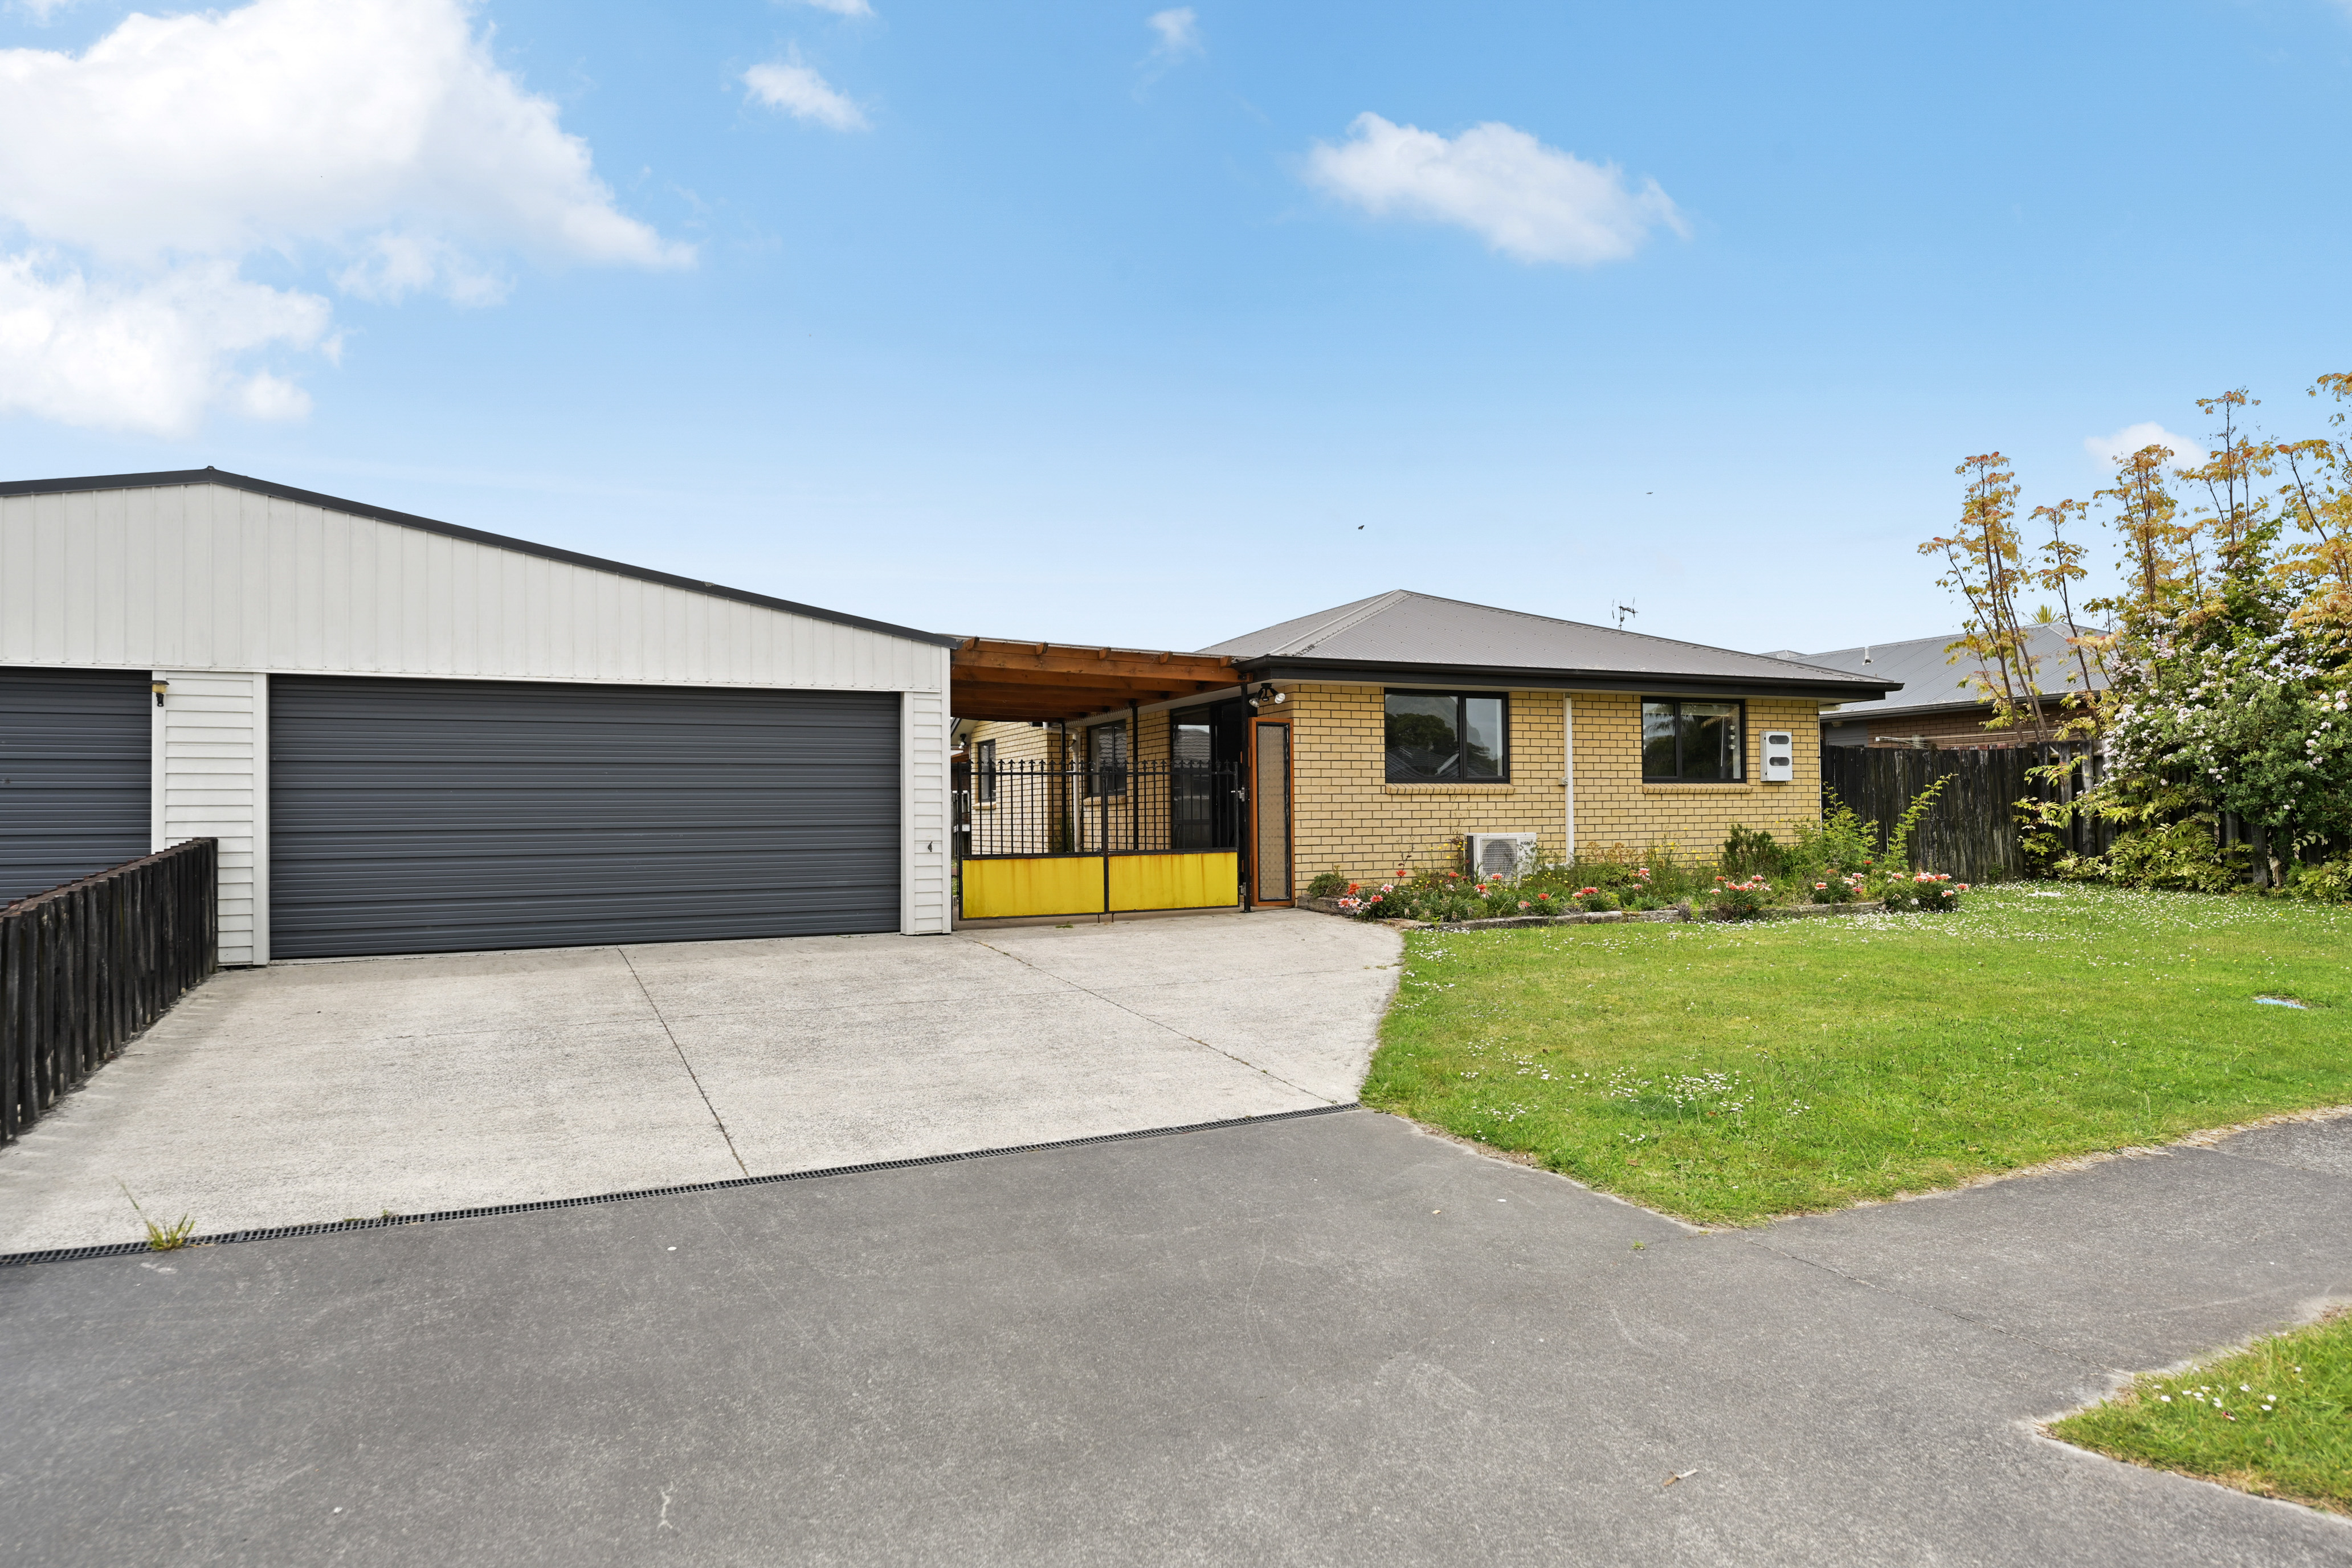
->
152, 670, 267, 966
0, 483, 944, 692
904, 688, 949, 934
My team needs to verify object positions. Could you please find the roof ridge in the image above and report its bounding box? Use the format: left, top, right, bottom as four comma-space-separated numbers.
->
0, 468, 962, 648
1390, 590, 1865, 680
1270, 588, 1412, 655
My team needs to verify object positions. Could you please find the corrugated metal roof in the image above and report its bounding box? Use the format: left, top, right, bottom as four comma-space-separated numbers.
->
1200, 590, 1876, 687
1802, 623, 2108, 718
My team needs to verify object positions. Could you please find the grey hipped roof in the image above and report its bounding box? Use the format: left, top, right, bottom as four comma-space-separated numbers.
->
1796, 622, 2108, 719
1200, 590, 1894, 700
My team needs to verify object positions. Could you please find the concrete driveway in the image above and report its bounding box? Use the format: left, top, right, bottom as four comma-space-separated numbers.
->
0, 910, 1400, 1254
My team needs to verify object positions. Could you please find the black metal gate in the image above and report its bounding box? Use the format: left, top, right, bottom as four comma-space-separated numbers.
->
954, 758, 1241, 918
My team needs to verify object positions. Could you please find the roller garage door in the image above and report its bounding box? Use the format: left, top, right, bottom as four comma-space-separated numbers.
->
271, 676, 900, 958
0, 667, 152, 904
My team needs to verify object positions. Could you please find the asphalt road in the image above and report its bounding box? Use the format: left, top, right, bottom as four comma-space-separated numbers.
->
3, 1109, 2347, 1566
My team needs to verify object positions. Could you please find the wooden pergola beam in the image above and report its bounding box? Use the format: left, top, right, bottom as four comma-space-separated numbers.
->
951, 681, 1196, 717
958, 664, 1229, 695
954, 639, 1235, 686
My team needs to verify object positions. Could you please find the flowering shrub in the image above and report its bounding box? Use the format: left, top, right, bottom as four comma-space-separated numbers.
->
1578, 887, 1621, 913
1712, 875, 1773, 918
1880, 871, 1968, 912
1809, 871, 1866, 905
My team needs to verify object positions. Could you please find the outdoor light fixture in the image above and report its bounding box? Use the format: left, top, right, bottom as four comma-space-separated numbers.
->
150, 680, 168, 707
1249, 683, 1285, 708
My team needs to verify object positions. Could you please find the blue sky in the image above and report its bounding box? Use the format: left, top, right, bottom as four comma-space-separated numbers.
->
3, 1, 2349, 655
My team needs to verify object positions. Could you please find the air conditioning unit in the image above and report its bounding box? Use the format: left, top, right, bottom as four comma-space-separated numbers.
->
1464, 832, 1539, 880
1761, 730, 1795, 782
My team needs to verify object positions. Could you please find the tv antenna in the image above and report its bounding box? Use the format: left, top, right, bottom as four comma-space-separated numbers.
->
1613, 599, 1639, 631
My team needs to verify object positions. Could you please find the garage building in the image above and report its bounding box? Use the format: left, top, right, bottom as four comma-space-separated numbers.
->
0, 469, 957, 961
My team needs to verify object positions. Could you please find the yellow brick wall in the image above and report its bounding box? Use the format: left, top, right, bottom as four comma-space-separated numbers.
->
1564, 691, 1824, 865
1275, 683, 1569, 884
970, 687, 1826, 884
1276, 683, 1824, 885
966, 720, 1061, 766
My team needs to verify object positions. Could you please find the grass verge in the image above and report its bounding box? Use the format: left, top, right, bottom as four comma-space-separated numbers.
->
2047, 1310, 2352, 1514
1359, 884, 2352, 1224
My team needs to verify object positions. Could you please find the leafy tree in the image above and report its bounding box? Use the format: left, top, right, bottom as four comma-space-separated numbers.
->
1920, 453, 2052, 743
1989, 378, 2352, 890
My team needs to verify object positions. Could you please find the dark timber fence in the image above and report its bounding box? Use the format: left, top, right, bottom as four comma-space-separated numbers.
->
1820, 744, 2106, 885
2, 839, 217, 1144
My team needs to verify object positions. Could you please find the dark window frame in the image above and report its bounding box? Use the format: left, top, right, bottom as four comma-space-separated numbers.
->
974, 738, 997, 804
1641, 697, 1748, 782
1382, 691, 1512, 784
1086, 720, 1129, 799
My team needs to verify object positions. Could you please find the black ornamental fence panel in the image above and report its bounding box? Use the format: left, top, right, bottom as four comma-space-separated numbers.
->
1820, 744, 2107, 885
956, 758, 1241, 859
2, 839, 217, 1144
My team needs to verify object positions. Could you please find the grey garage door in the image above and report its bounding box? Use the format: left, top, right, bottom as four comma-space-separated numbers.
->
0, 667, 152, 905
271, 676, 900, 958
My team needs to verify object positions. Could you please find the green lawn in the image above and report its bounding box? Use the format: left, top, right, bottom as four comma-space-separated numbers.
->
1359, 885, 2352, 1225
2048, 1311, 2351, 1514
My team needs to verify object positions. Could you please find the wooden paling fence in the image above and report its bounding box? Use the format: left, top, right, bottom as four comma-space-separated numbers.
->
1820, 744, 2106, 885
2, 839, 217, 1144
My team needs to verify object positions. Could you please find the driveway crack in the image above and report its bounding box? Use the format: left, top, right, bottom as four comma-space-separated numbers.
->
1736, 1231, 2088, 1363
619, 947, 749, 1176
956, 935, 1336, 1104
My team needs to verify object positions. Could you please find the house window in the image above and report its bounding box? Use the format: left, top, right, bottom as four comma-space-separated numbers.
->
974, 738, 997, 804
1087, 720, 1128, 797
1384, 692, 1508, 783
1642, 699, 1745, 781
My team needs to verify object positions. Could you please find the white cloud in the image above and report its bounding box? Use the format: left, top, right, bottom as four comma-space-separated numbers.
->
0, 252, 330, 434
2084, 422, 2207, 471
1148, 8, 1202, 59
0, 0, 688, 434
788, 0, 874, 15
744, 58, 869, 132
1305, 113, 1687, 266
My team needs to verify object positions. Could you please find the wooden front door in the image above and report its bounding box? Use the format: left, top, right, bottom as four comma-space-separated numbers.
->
1248, 717, 1294, 906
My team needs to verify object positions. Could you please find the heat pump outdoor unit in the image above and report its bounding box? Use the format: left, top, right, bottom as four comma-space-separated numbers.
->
1464, 833, 1539, 879
1761, 731, 1795, 782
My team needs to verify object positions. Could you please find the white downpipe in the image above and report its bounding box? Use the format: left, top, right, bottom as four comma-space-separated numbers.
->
1562, 695, 1576, 865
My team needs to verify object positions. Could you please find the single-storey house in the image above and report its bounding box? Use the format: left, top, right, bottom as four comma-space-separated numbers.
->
1786, 623, 2106, 750
955, 591, 1895, 916
1, 468, 961, 961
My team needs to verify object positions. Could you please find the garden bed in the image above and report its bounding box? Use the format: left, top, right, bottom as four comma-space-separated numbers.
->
1298, 897, 1886, 930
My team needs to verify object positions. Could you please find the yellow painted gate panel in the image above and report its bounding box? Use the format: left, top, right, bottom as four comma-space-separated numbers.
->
961, 856, 1106, 919
1108, 852, 1239, 913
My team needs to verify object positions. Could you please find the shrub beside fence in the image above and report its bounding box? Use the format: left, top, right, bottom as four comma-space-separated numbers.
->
1822, 744, 2105, 885
2, 839, 217, 1144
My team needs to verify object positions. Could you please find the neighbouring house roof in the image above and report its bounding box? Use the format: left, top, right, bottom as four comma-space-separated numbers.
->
1795, 623, 2108, 720
0, 467, 963, 648
1199, 590, 1894, 701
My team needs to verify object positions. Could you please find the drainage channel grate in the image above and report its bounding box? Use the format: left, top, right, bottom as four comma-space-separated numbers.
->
0, 1102, 1364, 1270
